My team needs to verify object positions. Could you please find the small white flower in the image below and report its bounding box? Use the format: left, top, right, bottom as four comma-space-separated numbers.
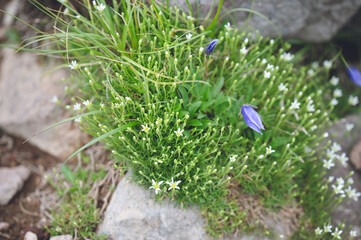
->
345, 123, 354, 132
333, 89, 342, 98
51, 96, 59, 104
336, 177, 345, 187
65, 105, 71, 110
174, 128, 184, 137
230, 155, 238, 162
331, 227, 342, 239
186, 15, 194, 21
278, 83, 288, 91
224, 22, 232, 31
348, 95, 359, 106
240, 46, 248, 55
141, 124, 150, 133
328, 176, 334, 182
166, 177, 181, 191
82, 100, 90, 106
58, 0, 68, 3
280, 52, 293, 61
307, 69, 315, 76
63, 8, 70, 15
244, 38, 249, 44
258, 155, 264, 159
270, 39, 274, 45
261, 58, 267, 64
186, 33, 192, 40
73, 103, 81, 111
331, 98, 338, 106
307, 101, 315, 112
310, 125, 317, 131
331, 142, 341, 153
199, 47, 204, 53
332, 184, 344, 196
337, 153, 349, 167
330, 76, 339, 86
350, 230, 357, 237
289, 99, 300, 111
68, 60, 79, 70
323, 132, 329, 138
149, 179, 163, 194
95, 3, 106, 12
311, 61, 319, 68
323, 159, 335, 169
74, 117, 82, 123
324, 224, 332, 233
323, 60, 332, 69
264, 71, 271, 79
225, 56, 229, 62
266, 146, 275, 155
266, 64, 274, 71
345, 186, 361, 201
315, 227, 323, 235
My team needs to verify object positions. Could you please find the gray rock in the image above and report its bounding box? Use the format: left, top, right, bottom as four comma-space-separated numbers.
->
169, 0, 361, 42
0, 222, 10, 231
24, 231, 38, 240
97, 172, 207, 240
350, 140, 361, 170
49, 235, 73, 240
98, 172, 297, 240
326, 114, 361, 234
0, 165, 31, 205
0, 48, 84, 160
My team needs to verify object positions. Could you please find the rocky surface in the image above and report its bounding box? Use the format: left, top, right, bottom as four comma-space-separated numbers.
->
326, 114, 361, 234
350, 140, 361, 170
0, 48, 84, 160
0, 222, 10, 231
49, 235, 73, 240
98, 171, 299, 240
0, 165, 31, 206
24, 231, 38, 240
97, 172, 207, 240
169, 0, 361, 42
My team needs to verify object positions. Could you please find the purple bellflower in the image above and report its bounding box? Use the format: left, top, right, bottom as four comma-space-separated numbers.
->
205, 39, 219, 56
347, 66, 361, 87
240, 105, 265, 135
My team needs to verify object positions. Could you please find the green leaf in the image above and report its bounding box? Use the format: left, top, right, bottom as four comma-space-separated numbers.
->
188, 101, 202, 116
211, 77, 224, 97
61, 164, 75, 184
188, 119, 203, 127
178, 85, 189, 106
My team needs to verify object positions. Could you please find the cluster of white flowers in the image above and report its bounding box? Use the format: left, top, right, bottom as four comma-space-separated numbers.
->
315, 224, 343, 239
328, 174, 361, 201
323, 142, 350, 169
149, 177, 181, 194
240, 46, 248, 55
92, 1, 106, 12
307, 97, 315, 112
280, 52, 294, 61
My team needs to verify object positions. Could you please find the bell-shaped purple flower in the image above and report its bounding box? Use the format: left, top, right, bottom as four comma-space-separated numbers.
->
347, 66, 361, 87
240, 105, 265, 135
205, 39, 219, 56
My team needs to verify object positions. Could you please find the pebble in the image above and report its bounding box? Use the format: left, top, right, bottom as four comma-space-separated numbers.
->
24, 231, 37, 240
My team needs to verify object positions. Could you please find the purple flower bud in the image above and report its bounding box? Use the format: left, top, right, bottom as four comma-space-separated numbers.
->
205, 39, 219, 56
347, 66, 361, 87
240, 105, 265, 135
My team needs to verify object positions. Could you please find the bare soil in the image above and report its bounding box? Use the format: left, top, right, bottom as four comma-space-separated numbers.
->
0, 133, 59, 240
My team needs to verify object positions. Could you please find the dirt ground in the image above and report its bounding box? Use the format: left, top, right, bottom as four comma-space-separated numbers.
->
0, 133, 59, 240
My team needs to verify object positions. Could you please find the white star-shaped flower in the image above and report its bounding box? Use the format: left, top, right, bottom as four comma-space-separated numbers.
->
323, 159, 334, 169
345, 123, 354, 132
229, 155, 238, 162
315, 227, 323, 235
324, 224, 332, 233
350, 230, 357, 237
289, 99, 300, 111
348, 95, 359, 106
264, 71, 271, 79
266, 146, 275, 155
68, 60, 79, 70
149, 179, 163, 194
240, 46, 248, 55
95, 3, 106, 12
174, 128, 184, 137
73, 103, 81, 111
331, 227, 342, 239
330, 76, 339, 86
166, 177, 181, 191
224, 22, 232, 31
278, 83, 288, 91
141, 124, 151, 133
186, 33, 192, 40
